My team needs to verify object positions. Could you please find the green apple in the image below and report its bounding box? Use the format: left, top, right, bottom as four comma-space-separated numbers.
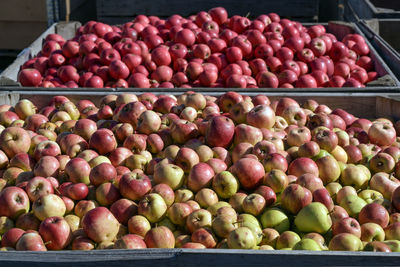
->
325, 182, 342, 203
207, 201, 231, 217
360, 222, 385, 242
383, 240, 400, 252
328, 233, 363, 251
340, 164, 369, 190
339, 195, 367, 218
212, 214, 237, 238
212, 171, 239, 199
294, 202, 332, 234
358, 189, 384, 204
293, 239, 321, 251
227, 227, 257, 249
138, 193, 167, 223
260, 208, 290, 233
237, 213, 263, 244
153, 163, 184, 190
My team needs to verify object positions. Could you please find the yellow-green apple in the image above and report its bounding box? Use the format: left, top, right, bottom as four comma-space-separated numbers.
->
186, 209, 212, 233
293, 239, 322, 251
242, 193, 266, 216
369, 152, 395, 174
339, 195, 367, 218
340, 164, 370, 190
263, 169, 289, 193
212, 214, 237, 238
294, 202, 332, 234
138, 193, 167, 223
361, 222, 385, 242
227, 227, 257, 249
316, 155, 341, 184
167, 203, 193, 227
195, 188, 218, 208
153, 163, 184, 190
33, 194, 66, 221
212, 171, 239, 199
0, 127, 31, 158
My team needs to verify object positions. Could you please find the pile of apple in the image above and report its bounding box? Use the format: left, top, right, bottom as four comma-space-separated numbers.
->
0, 91, 400, 252
17, 7, 376, 88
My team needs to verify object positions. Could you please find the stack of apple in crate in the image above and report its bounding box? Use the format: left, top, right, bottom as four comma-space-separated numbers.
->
0, 91, 399, 252
18, 7, 375, 89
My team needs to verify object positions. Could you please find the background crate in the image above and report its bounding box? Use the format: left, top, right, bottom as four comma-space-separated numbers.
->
95, 0, 343, 25
345, 0, 400, 21
356, 19, 400, 80
1, 20, 398, 90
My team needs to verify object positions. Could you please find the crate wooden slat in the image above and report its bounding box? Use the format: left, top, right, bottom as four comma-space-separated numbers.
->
345, 0, 400, 20
95, 0, 319, 24
0, 248, 399, 267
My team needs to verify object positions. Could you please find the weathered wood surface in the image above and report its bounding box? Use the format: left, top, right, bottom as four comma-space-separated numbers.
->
0, 248, 399, 267
1, 90, 398, 120
96, 0, 319, 23
346, 0, 400, 19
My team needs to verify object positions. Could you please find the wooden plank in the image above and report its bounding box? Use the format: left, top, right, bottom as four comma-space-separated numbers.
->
9, 91, 397, 120
370, 0, 400, 11
96, 0, 319, 19
0, 21, 48, 50
0, 0, 47, 22
59, 0, 97, 23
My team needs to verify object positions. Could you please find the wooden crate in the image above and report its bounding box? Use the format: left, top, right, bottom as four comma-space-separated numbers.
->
0, 90, 399, 265
0, 247, 399, 266
356, 19, 400, 80
0, 21, 398, 91
0, 0, 49, 50
345, 0, 400, 20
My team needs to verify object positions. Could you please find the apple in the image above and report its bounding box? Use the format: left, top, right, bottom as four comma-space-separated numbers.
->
82, 207, 120, 243
0, 186, 30, 219
144, 226, 175, 248
33, 194, 66, 221
39, 216, 71, 250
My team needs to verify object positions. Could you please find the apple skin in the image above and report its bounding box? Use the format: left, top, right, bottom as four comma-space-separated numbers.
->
332, 217, 361, 238
0, 186, 30, 219
0, 127, 31, 158
280, 184, 312, 214
82, 207, 120, 243
114, 234, 147, 249
1, 227, 25, 248
110, 198, 138, 225
358, 203, 389, 228
39, 216, 71, 250
119, 171, 152, 201
32, 194, 66, 221
187, 162, 215, 192
328, 233, 363, 251
16, 232, 47, 251
288, 157, 319, 177
231, 158, 265, 190
144, 226, 175, 248
89, 129, 117, 155
205, 115, 235, 149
